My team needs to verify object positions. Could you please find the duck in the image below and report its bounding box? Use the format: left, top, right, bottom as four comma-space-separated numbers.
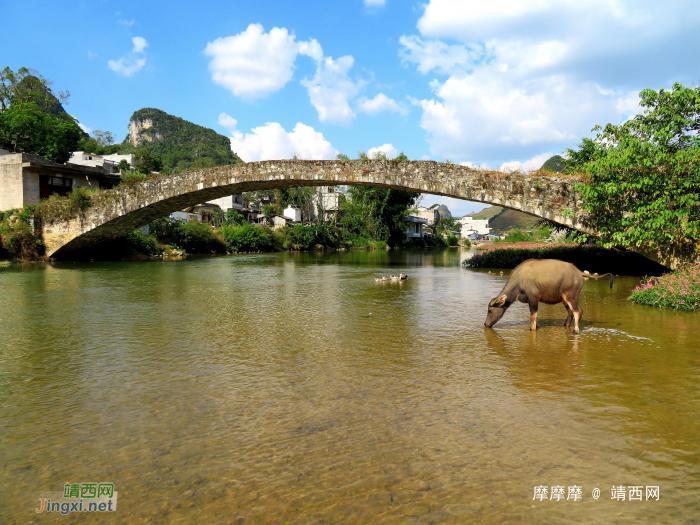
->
399, 273, 408, 280
375, 277, 382, 282
390, 275, 401, 280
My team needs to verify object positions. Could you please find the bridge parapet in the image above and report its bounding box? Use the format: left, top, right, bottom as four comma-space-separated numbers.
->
42, 159, 590, 257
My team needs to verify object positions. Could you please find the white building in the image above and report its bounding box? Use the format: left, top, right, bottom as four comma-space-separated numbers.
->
415, 206, 441, 224
68, 152, 134, 174
207, 194, 244, 212
310, 186, 340, 221
170, 210, 202, 223
405, 215, 428, 239
283, 206, 302, 222
457, 216, 491, 237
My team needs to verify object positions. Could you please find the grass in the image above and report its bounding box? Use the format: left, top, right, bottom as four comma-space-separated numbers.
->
630, 265, 700, 311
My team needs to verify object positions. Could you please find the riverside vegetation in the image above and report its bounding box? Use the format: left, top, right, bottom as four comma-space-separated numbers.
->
2, 66, 698, 309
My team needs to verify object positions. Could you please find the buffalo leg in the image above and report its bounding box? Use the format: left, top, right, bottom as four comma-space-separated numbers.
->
529, 303, 539, 331
564, 303, 573, 328
572, 303, 583, 334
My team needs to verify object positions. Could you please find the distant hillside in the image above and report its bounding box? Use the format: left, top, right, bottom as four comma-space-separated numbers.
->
472, 205, 542, 234
473, 206, 504, 221
120, 108, 242, 173
542, 154, 565, 173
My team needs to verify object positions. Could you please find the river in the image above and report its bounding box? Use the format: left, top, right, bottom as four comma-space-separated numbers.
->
1, 249, 698, 524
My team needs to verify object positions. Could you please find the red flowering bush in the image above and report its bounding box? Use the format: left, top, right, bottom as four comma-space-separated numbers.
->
630, 264, 700, 312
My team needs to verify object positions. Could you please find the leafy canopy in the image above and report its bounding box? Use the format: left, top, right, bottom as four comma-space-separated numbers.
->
566, 83, 700, 253
0, 67, 82, 163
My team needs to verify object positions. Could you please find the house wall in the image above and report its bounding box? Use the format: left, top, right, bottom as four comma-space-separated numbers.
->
459, 217, 490, 236
22, 170, 41, 206
207, 194, 243, 212
170, 211, 201, 222
0, 154, 26, 210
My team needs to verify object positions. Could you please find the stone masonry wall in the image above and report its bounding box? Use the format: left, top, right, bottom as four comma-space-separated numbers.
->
43, 160, 590, 257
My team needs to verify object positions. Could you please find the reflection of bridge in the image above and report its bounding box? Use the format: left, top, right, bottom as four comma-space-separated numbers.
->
40, 159, 685, 268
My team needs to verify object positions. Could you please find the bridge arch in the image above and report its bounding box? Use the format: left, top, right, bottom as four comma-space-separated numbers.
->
43, 159, 590, 257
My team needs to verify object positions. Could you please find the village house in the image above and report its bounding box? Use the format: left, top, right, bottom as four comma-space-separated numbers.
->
68, 152, 135, 174
0, 151, 121, 210
415, 206, 441, 225
457, 215, 491, 238
405, 215, 428, 240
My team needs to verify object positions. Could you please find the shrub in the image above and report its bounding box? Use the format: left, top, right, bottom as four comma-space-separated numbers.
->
123, 230, 161, 256
176, 221, 228, 253
149, 217, 228, 253
424, 235, 447, 248
0, 206, 45, 260
446, 234, 459, 246
223, 209, 246, 226
119, 171, 148, 186
462, 244, 668, 276
279, 224, 339, 250
221, 223, 275, 252
68, 186, 93, 213
630, 265, 700, 311
35, 186, 99, 223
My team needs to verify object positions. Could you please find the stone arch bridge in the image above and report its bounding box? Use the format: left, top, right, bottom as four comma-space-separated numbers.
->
41, 159, 681, 267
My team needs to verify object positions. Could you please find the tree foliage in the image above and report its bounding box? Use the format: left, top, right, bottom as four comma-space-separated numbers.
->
340, 186, 419, 245
0, 66, 82, 163
566, 83, 700, 253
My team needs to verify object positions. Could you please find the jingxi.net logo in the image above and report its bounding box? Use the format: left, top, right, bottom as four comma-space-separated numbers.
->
35, 482, 117, 515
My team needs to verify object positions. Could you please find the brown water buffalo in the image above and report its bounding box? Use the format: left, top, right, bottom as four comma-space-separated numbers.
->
484, 259, 613, 334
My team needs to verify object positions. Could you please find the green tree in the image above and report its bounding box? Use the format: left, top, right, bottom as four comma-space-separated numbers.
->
133, 149, 164, 175
223, 209, 246, 226
340, 186, 420, 245
566, 83, 700, 254
0, 67, 82, 163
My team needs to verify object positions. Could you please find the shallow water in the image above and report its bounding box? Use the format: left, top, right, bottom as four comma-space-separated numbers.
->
1, 249, 699, 524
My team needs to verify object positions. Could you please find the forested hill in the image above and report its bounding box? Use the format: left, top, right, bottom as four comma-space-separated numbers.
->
120, 108, 242, 173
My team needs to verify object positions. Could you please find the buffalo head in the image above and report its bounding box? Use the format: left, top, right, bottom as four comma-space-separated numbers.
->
484, 294, 509, 327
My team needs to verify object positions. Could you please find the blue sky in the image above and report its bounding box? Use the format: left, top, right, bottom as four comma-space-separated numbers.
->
5, 0, 700, 215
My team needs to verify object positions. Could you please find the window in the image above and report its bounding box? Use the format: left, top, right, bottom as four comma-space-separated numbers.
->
39, 176, 73, 199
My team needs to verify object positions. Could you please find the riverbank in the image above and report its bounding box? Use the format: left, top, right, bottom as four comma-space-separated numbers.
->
630, 264, 700, 311
462, 243, 668, 276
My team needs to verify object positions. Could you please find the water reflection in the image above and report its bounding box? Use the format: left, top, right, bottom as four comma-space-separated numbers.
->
0, 250, 698, 524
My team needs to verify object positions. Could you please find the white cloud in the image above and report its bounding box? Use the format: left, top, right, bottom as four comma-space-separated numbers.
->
226, 120, 338, 162
460, 161, 492, 171
368, 143, 398, 159
461, 152, 552, 173
117, 19, 135, 26
77, 122, 92, 134
520, 151, 553, 172
218, 113, 239, 134
364, 0, 386, 7
405, 0, 700, 160
204, 24, 305, 100
132, 36, 148, 54
108, 36, 148, 77
399, 35, 478, 75
206, 24, 365, 125
357, 93, 408, 115
301, 55, 365, 126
